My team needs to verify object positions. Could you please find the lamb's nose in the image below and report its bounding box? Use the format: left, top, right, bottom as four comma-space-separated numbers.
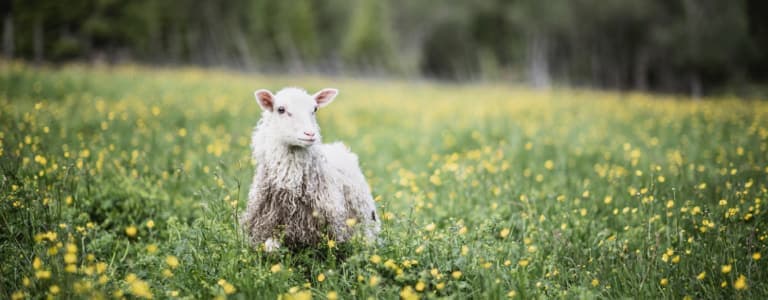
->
303, 131, 315, 137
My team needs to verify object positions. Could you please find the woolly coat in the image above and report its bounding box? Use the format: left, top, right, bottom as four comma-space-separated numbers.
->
241, 118, 380, 249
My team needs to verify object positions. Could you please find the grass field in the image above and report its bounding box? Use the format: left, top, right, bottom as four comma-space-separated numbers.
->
1, 61, 767, 299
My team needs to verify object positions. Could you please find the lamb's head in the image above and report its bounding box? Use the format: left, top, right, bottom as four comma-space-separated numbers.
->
254, 87, 338, 148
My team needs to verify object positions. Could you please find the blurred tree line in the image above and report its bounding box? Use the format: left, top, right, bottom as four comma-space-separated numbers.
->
2, 0, 767, 95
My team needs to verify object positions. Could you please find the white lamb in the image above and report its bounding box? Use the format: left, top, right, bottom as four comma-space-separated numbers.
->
240, 87, 380, 252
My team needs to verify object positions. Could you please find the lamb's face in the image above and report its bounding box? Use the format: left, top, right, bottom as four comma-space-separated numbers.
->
254, 87, 338, 148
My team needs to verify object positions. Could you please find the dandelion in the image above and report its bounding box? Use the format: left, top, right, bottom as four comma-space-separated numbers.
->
400, 286, 419, 300
671, 255, 681, 264
696, 272, 706, 280
591, 279, 599, 287
271, 263, 282, 273
721, 264, 732, 274
734, 274, 747, 290
317, 273, 326, 282
452, 271, 462, 279
507, 290, 517, 298
49, 285, 60, 295
125, 225, 138, 237
431, 268, 440, 277
458, 226, 468, 235
96, 262, 108, 274
33, 257, 42, 269
752, 252, 761, 260
130, 278, 153, 299
369, 275, 380, 287
327, 240, 336, 249
429, 172, 442, 186
660, 278, 668, 287
425, 223, 436, 231
217, 279, 236, 295
370, 254, 382, 264
518, 259, 529, 267
166, 255, 180, 269
11, 291, 24, 300
327, 291, 338, 300
146, 244, 158, 254
35, 270, 51, 279
146, 220, 155, 229
65, 264, 77, 273
499, 228, 510, 238
345, 218, 357, 227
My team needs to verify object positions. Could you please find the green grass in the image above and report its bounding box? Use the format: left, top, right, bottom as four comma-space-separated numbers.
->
1, 61, 766, 299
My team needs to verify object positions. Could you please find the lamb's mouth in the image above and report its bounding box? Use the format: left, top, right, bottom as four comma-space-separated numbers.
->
297, 138, 316, 144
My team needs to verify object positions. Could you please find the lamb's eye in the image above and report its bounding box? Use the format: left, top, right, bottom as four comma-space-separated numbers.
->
277, 107, 286, 114
313, 107, 317, 113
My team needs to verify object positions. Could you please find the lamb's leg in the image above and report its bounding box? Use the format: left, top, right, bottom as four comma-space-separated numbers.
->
314, 188, 352, 243
264, 238, 281, 252
241, 185, 281, 250
344, 185, 381, 243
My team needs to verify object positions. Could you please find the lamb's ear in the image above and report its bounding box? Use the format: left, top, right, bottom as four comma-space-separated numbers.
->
313, 88, 338, 108
254, 89, 275, 112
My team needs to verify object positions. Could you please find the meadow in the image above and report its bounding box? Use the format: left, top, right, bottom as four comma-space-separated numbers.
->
0, 61, 766, 299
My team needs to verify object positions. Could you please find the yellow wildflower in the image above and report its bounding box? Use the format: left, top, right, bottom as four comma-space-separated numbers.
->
327, 291, 338, 300
400, 286, 420, 300
125, 226, 138, 237
518, 259, 529, 267
166, 256, 180, 269
370, 255, 382, 264
696, 272, 706, 280
452, 271, 462, 279
734, 275, 747, 290
271, 263, 282, 273
721, 264, 732, 274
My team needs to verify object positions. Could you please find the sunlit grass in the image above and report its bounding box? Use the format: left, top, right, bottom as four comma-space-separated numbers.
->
1, 61, 766, 299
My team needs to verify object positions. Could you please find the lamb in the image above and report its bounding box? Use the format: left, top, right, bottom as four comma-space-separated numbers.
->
240, 87, 380, 252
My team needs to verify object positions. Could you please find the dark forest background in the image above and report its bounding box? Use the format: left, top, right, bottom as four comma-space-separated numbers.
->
2, 0, 767, 96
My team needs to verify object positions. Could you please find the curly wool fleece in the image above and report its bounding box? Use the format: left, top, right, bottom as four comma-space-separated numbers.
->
240, 87, 380, 250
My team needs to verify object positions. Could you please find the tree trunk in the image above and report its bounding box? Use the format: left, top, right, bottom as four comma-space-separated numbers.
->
233, 27, 255, 70
633, 49, 649, 91
690, 72, 702, 100
2, 13, 13, 59
33, 18, 43, 64
528, 33, 551, 90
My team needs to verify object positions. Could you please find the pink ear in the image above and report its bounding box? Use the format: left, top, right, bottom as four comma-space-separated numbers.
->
254, 89, 274, 111
313, 88, 338, 108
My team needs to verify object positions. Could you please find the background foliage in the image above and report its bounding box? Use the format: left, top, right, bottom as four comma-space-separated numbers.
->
2, 0, 768, 95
